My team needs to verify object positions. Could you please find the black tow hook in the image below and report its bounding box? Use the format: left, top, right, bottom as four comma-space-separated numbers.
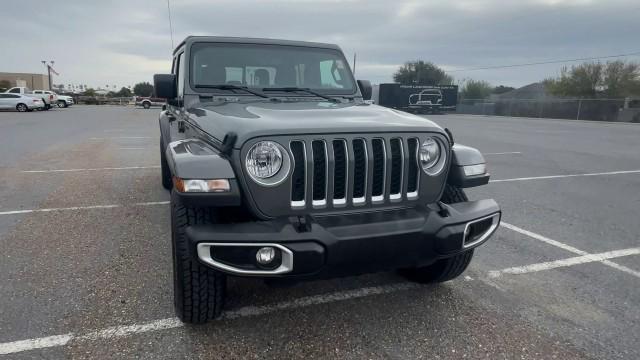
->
436, 202, 450, 217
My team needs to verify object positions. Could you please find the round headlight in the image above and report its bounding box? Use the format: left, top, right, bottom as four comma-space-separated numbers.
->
246, 141, 283, 179
419, 137, 444, 175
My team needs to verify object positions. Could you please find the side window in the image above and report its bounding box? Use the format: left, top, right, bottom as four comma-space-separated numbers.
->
177, 53, 185, 97
9, 88, 19, 93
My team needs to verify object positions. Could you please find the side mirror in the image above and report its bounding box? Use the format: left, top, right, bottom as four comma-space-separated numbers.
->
357, 80, 372, 100
154, 74, 177, 99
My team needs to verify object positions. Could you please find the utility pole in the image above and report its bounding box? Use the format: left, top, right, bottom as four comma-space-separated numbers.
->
41, 60, 55, 90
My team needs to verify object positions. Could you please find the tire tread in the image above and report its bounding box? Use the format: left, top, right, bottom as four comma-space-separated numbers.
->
172, 191, 225, 323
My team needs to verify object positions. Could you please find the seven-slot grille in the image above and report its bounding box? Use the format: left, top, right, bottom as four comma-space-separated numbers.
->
289, 137, 421, 209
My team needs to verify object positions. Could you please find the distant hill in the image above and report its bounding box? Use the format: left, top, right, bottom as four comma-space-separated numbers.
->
492, 82, 552, 100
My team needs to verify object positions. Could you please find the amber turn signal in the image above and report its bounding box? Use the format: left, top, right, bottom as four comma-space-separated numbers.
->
173, 177, 231, 193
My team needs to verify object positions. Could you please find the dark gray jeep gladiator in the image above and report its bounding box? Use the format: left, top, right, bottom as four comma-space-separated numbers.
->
154, 36, 501, 324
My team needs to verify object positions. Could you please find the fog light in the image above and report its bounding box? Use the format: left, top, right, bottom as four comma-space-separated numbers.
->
256, 247, 276, 265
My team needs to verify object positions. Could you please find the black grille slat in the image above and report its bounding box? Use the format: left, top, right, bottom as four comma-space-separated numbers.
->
333, 140, 347, 200
312, 140, 327, 201
352, 139, 367, 200
289, 136, 424, 209
407, 138, 419, 193
290, 141, 306, 202
390, 138, 402, 195
371, 139, 385, 197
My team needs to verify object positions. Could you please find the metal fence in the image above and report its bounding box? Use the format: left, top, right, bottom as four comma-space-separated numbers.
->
73, 96, 135, 106
457, 98, 640, 123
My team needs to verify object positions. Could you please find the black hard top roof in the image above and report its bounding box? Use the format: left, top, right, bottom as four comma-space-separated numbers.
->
174, 36, 341, 55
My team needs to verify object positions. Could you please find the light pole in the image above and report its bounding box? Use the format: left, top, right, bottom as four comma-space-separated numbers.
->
41, 60, 55, 90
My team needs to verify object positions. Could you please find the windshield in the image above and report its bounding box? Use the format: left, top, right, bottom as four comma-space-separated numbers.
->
190, 42, 356, 95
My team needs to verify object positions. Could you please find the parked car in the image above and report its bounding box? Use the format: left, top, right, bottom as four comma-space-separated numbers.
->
0, 93, 45, 111
154, 36, 501, 324
135, 96, 166, 109
5, 87, 54, 110
33, 90, 58, 109
55, 93, 74, 108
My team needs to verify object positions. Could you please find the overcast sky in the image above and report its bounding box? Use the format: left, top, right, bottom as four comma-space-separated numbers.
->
2, 0, 638, 90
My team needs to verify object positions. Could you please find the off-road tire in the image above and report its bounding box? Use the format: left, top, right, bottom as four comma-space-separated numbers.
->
143, 101, 151, 109
16, 103, 28, 112
57, 100, 67, 108
160, 139, 172, 190
171, 191, 226, 323
400, 184, 473, 283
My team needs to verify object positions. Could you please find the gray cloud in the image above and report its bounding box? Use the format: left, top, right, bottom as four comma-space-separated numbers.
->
1, 0, 638, 88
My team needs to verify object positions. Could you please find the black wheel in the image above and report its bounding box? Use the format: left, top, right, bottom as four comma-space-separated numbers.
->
16, 103, 28, 112
160, 138, 172, 190
400, 184, 473, 283
171, 191, 226, 323
143, 101, 151, 109
57, 100, 66, 108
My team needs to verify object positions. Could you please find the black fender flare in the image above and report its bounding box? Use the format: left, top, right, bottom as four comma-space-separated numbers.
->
165, 138, 241, 207
447, 144, 490, 188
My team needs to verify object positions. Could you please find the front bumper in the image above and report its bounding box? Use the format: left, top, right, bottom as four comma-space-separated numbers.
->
187, 199, 500, 278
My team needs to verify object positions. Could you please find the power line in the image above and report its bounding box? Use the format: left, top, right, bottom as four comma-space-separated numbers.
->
167, 0, 174, 50
447, 51, 640, 72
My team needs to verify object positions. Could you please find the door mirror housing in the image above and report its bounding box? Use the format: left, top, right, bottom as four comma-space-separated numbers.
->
357, 80, 372, 100
154, 74, 177, 99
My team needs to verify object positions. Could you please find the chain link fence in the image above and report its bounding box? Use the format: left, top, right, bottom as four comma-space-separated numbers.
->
457, 98, 640, 123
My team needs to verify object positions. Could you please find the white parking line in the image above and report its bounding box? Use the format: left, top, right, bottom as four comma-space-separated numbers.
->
0, 282, 418, 355
488, 247, 640, 278
484, 152, 522, 155
0, 201, 168, 216
490, 169, 640, 183
500, 222, 640, 279
21, 166, 160, 173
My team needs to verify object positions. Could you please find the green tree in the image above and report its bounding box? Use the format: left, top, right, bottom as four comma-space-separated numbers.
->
133, 82, 154, 97
460, 80, 493, 100
393, 60, 453, 85
0, 80, 11, 92
115, 87, 132, 97
602, 60, 640, 97
544, 61, 640, 98
83, 88, 96, 96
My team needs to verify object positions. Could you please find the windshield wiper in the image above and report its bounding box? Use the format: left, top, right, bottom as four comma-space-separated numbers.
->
194, 84, 270, 98
262, 87, 340, 103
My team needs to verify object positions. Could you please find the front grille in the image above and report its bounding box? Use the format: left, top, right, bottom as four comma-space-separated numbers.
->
290, 136, 421, 209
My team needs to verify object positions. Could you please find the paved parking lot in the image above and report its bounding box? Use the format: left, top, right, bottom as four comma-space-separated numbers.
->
1, 106, 639, 359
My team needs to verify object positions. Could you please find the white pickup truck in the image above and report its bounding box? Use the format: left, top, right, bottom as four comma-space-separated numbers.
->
33, 90, 59, 109
5, 87, 54, 110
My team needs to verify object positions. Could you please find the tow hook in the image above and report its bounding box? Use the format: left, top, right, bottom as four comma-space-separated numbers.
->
436, 202, 450, 217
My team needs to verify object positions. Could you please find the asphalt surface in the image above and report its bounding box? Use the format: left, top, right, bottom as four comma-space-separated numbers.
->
0, 106, 638, 359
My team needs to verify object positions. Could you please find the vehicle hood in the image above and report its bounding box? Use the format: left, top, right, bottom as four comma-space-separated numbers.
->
186, 100, 444, 146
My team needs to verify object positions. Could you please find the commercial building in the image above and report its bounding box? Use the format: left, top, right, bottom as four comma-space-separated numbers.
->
0, 72, 50, 90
